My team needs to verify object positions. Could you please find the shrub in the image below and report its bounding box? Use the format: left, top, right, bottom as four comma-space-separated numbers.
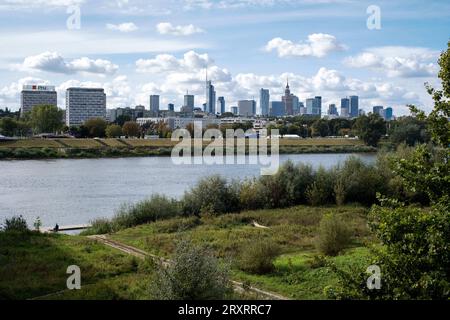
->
333, 177, 347, 206
2, 216, 29, 233
306, 167, 336, 206
238, 240, 279, 275
113, 195, 181, 229
150, 240, 232, 300
317, 213, 351, 256
182, 176, 240, 216
84, 218, 114, 235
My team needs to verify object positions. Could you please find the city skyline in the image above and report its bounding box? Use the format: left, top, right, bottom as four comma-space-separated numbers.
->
0, 0, 448, 115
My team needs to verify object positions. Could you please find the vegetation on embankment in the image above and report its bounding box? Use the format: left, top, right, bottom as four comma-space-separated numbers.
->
0, 138, 374, 160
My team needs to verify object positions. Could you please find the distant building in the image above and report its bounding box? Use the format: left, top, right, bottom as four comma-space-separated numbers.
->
341, 98, 350, 118
20, 85, 57, 117
270, 101, 285, 117
373, 106, 384, 117
260, 88, 270, 116
349, 96, 359, 118
306, 97, 322, 116
384, 107, 393, 121
328, 104, 339, 116
238, 100, 256, 117
66, 88, 106, 126
282, 81, 295, 116
217, 96, 225, 114
206, 81, 216, 114
231, 106, 238, 115
168, 103, 175, 112
150, 95, 160, 114
183, 94, 195, 113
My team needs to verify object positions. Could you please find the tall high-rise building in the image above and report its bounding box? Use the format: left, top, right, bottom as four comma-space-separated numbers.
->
217, 97, 225, 114
66, 88, 106, 126
183, 94, 195, 112
259, 88, 270, 116
341, 98, 350, 118
231, 106, 238, 115
349, 96, 359, 118
384, 107, 393, 121
328, 104, 339, 116
206, 81, 216, 114
238, 100, 256, 117
168, 103, 175, 112
150, 95, 160, 114
270, 101, 285, 117
282, 81, 294, 116
373, 106, 384, 117
306, 98, 315, 115
20, 85, 57, 117
292, 96, 300, 115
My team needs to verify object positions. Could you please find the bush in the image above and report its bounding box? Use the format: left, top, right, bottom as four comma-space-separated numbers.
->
238, 240, 279, 275
113, 195, 181, 230
85, 218, 114, 235
182, 176, 240, 216
2, 216, 29, 233
150, 240, 232, 300
306, 167, 336, 206
317, 213, 351, 256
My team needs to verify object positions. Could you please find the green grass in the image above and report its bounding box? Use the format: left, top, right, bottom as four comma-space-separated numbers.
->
0, 232, 142, 300
233, 247, 373, 299
108, 205, 374, 299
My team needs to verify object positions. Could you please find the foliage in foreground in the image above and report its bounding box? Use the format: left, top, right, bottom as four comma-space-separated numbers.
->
316, 213, 352, 256
329, 40, 450, 300
238, 240, 280, 275
150, 240, 233, 300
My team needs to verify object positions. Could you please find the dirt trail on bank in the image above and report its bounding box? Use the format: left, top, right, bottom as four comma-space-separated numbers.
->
88, 235, 289, 300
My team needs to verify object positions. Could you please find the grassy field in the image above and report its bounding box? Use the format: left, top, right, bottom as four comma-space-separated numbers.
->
0, 232, 146, 300
0, 138, 364, 150
108, 205, 374, 299
1, 205, 375, 300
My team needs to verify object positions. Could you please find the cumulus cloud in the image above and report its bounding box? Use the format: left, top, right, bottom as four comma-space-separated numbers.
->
156, 22, 204, 36
106, 22, 138, 32
265, 34, 347, 58
18, 52, 118, 75
136, 50, 212, 73
344, 46, 439, 78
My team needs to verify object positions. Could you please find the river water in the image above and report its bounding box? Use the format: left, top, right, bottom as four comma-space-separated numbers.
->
0, 154, 376, 227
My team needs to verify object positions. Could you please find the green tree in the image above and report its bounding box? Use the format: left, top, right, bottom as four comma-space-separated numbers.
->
84, 118, 107, 138
311, 119, 330, 137
354, 114, 386, 147
29, 105, 63, 134
0, 117, 18, 137
105, 124, 122, 138
122, 121, 140, 138
328, 41, 450, 300
150, 240, 232, 300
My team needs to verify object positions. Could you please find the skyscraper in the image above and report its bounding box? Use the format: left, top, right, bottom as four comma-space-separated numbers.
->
282, 81, 294, 116
217, 96, 225, 114
66, 88, 106, 126
20, 85, 57, 117
238, 100, 256, 117
259, 88, 270, 116
306, 97, 322, 116
328, 104, 338, 116
306, 98, 315, 115
150, 95, 160, 114
341, 98, 350, 118
270, 101, 285, 117
206, 80, 216, 114
168, 103, 175, 112
349, 96, 359, 118
373, 106, 384, 117
184, 94, 195, 112
384, 107, 393, 121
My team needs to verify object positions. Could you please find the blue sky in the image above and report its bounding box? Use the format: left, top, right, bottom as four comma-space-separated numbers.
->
0, 0, 449, 115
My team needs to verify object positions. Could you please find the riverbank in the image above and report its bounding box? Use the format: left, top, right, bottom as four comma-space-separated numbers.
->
0, 138, 375, 160
0, 205, 372, 300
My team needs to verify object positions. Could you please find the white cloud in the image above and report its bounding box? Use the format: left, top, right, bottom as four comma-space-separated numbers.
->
344, 46, 439, 78
156, 22, 204, 36
18, 52, 119, 75
106, 22, 138, 33
265, 33, 347, 58
0, 0, 84, 10
136, 50, 212, 73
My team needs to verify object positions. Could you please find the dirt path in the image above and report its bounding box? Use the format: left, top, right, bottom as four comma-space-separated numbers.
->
88, 235, 289, 301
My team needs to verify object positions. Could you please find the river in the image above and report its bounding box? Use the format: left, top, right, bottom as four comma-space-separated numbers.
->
0, 154, 376, 227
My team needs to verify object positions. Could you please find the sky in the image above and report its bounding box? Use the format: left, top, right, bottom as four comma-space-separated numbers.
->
0, 0, 448, 115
